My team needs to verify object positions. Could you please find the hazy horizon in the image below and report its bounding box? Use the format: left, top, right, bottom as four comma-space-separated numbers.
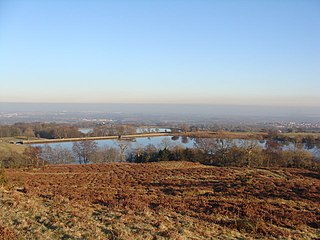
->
1, 103, 320, 120
1, 1, 319, 107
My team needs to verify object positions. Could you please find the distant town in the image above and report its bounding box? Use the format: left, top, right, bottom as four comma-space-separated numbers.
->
1, 109, 320, 134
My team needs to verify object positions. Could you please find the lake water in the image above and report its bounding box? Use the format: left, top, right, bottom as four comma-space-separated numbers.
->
78, 128, 93, 134
32, 136, 191, 150
32, 136, 320, 158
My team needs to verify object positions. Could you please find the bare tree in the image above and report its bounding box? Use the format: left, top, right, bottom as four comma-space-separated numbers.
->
92, 146, 119, 163
145, 144, 157, 155
42, 145, 74, 164
194, 138, 233, 164
194, 138, 219, 155
23, 127, 35, 139
53, 145, 74, 164
159, 137, 175, 150
40, 145, 54, 163
239, 140, 259, 167
115, 140, 131, 162
115, 125, 136, 136
72, 140, 97, 164
179, 123, 190, 133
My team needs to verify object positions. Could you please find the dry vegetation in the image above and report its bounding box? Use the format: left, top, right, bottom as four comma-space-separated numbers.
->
1, 162, 319, 239
180, 131, 268, 140
0, 141, 26, 154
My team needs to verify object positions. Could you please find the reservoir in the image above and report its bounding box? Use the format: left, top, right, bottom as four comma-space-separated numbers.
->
31, 136, 320, 158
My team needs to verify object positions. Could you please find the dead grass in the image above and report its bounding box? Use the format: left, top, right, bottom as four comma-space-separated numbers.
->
282, 132, 320, 138
0, 141, 26, 154
0, 169, 8, 186
1, 162, 319, 239
180, 131, 267, 140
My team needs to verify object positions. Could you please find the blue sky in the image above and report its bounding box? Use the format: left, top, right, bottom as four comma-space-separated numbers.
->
0, 0, 319, 106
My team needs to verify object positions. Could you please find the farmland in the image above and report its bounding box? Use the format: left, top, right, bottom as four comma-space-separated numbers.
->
1, 162, 319, 239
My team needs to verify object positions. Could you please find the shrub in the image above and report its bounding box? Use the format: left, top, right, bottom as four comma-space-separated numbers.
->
0, 147, 46, 168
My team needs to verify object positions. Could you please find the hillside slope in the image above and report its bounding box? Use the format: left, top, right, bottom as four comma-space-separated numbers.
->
1, 162, 319, 239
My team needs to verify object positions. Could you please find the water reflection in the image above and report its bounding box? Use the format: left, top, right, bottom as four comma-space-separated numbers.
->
32, 136, 320, 157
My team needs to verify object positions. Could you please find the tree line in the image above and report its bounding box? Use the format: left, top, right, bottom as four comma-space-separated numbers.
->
0, 122, 138, 139
0, 123, 83, 139
1, 137, 319, 171
126, 138, 319, 171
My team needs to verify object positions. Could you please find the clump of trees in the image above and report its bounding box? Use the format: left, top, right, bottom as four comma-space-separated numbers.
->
126, 138, 320, 171
127, 145, 200, 163
91, 146, 119, 163
41, 145, 74, 164
0, 123, 83, 139
0, 140, 125, 167
196, 138, 319, 170
72, 141, 98, 164
89, 125, 136, 137
0, 122, 139, 139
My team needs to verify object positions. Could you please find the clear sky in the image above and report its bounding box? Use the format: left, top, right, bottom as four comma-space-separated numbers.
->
0, 0, 319, 106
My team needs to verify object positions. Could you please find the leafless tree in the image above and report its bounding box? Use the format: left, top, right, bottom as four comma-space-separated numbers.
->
159, 137, 175, 150
194, 138, 233, 164
72, 140, 97, 164
23, 127, 35, 139
115, 125, 136, 136
115, 140, 131, 162
91, 146, 119, 163
239, 140, 259, 167
194, 138, 219, 155
179, 123, 190, 133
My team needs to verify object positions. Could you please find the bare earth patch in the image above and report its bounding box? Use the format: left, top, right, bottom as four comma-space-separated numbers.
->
1, 162, 319, 239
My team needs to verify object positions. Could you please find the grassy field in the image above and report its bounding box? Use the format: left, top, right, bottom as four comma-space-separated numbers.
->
0, 141, 26, 154
1, 162, 319, 239
282, 132, 320, 138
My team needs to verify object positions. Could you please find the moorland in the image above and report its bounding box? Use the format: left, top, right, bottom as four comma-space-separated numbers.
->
1, 162, 319, 239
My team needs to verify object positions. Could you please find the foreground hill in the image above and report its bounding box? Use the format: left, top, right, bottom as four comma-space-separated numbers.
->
1, 162, 319, 239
